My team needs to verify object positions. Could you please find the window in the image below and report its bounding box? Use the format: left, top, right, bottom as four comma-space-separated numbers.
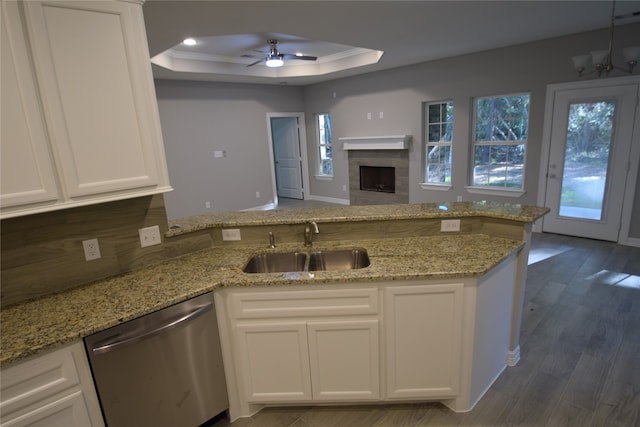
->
472, 93, 529, 189
424, 101, 453, 184
316, 113, 333, 176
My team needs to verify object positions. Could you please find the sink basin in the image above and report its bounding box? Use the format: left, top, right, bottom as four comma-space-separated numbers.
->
243, 248, 370, 273
242, 252, 307, 273
308, 249, 370, 271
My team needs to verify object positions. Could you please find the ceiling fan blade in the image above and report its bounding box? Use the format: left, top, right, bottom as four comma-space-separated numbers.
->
246, 58, 264, 67
281, 54, 317, 61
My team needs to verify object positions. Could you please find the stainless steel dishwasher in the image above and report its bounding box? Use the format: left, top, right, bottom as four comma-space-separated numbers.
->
84, 292, 228, 427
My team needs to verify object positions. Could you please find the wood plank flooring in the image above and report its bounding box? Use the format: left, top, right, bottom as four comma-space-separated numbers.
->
212, 232, 640, 427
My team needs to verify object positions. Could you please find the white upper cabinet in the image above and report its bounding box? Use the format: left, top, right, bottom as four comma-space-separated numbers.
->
0, 0, 171, 219
1, 0, 60, 208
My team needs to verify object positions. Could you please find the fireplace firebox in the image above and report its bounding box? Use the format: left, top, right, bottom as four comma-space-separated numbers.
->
360, 166, 395, 193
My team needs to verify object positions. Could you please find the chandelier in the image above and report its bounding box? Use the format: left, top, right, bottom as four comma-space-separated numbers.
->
571, 0, 639, 77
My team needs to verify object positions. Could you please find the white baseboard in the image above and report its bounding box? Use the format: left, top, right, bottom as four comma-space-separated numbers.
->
307, 195, 350, 205
623, 237, 640, 248
241, 202, 276, 211
507, 346, 520, 367
532, 218, 543, 233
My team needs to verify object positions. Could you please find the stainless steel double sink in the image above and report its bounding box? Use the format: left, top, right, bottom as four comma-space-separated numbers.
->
243, 248, 370, 273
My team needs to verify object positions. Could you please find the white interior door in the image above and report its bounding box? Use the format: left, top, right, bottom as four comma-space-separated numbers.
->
542, 81, 638, 241
271, 117, 304, 199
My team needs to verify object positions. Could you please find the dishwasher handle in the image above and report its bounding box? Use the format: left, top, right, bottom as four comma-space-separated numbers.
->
91, 303, 213, 356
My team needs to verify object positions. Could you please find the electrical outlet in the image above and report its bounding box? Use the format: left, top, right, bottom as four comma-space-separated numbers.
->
82, 238, 101, 261
457, 196, 463, 202
222, 229, 241, 241
205, 201, 211, 209
441, 219, 461, 232
256, 191, 261, 198
139, 225, 162, 248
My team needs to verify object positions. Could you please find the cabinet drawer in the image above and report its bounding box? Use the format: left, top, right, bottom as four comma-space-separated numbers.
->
0, 345, 82, 418
229, 288, 379, 318
1, 390, 93, 427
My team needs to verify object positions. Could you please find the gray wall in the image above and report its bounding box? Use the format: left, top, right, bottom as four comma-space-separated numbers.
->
155, 80, 304, 219
155, 24, 640, 237
303, 23, 639, 208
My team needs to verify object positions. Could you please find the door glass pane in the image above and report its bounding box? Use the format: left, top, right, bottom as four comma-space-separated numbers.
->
559, 101, 615, 220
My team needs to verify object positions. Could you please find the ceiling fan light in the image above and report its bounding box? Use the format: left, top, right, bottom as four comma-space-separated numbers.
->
265, 57, 284, 67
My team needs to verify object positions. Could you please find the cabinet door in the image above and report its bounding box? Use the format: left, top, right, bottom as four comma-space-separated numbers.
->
0, 342, 104, 426
385, 283, 464, 399
22, 0, 168, 197
235, 322, 312, 403
1, 391, 94, 427
307, 320, 379, 401
1, 0, 59, 209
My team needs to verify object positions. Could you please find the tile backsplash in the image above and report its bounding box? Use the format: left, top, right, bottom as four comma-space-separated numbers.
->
0, 195, 212, 307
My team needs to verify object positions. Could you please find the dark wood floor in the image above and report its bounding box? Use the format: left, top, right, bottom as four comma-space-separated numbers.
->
215, 232, 640, 427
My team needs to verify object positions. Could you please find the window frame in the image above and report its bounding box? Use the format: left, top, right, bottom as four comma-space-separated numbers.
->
420, 100, 454, 191
315, 112, 333, 178
467, 92, 530, 197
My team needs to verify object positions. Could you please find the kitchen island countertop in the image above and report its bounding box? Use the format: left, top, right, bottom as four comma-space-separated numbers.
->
166, 201, 549, 236
1, 233, 523, 366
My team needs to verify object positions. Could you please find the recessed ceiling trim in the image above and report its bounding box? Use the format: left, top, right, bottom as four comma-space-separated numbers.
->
150, 32, 384, 80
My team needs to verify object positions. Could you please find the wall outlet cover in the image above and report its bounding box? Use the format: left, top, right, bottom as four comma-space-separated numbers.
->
139, 225, 162, 248
222, 229, 241, 241
441, 219, 461, 232
82, 238, 101, 261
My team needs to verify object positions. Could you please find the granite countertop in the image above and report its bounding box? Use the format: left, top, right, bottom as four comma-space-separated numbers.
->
167, 201, 549, 236
1, 233, 523, 367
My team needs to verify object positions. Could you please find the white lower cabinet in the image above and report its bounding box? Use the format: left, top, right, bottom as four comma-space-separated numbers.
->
234, 319, 380, 404
235, 321, 313, 402
217, 257, 517, 422
307, 320, 379, 401
384, 283, 464, 399
0, 342, 104, 427
222, 287, 380, 408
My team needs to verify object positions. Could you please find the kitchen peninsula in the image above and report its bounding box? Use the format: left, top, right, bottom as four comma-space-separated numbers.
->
1, 201, 548, 423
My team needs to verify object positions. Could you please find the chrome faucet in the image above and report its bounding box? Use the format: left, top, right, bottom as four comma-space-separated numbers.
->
304, 221, 319, 247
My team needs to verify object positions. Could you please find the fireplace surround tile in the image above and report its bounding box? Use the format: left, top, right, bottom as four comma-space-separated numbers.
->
348, 150, 409, 205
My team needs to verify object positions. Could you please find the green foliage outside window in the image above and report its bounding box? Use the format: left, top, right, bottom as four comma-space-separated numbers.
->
317, 113, 333, 176
473, 94, 530, 188
425, 101, 453, 184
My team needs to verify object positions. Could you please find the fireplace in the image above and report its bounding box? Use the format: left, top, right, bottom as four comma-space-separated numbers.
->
341, 135, 411, 205
360, 166, 395, 193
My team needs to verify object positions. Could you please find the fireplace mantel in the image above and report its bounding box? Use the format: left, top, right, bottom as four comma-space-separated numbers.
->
340, 135, 410, 150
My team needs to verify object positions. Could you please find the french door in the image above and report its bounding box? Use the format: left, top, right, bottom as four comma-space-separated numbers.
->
541, 79, 639, 241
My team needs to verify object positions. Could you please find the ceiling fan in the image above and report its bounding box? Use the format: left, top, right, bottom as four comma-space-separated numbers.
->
246, 39, 317, 68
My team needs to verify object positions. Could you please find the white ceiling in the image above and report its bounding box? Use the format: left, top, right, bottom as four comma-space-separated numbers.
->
143, 0, 640, 86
